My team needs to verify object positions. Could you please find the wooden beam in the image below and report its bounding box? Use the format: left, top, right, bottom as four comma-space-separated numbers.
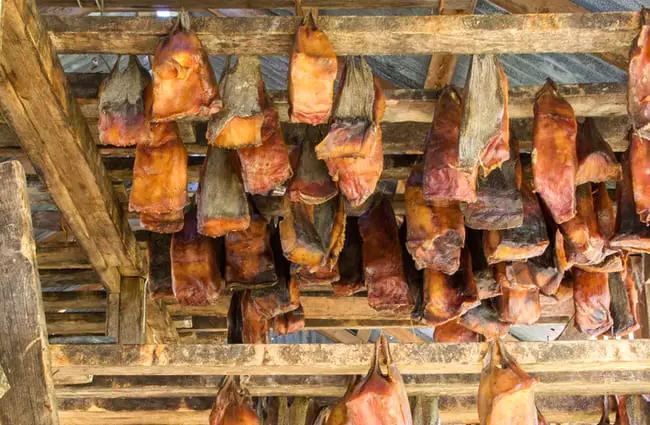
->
52, 395, 614, 424
42, 292, 106, 313
46, 312, 106, 335
119, 277, 146, 344
0, 0, 145, 293
49, 340, 650, 377
413, 396, 439, 425
36, 0, 473, 9
489, 0, 628, 70
106, 293, 120, 339
146, 299, 180, 344
53, 370, 650, 398
0, 161, 59, 425
45, 12, 640, 55
39, 270, 103, 292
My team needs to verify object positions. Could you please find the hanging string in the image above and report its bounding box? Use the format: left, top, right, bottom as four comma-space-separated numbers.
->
295, 0, 304, 17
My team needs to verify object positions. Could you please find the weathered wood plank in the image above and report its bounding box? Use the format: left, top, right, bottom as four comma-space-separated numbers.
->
52, 395, 613, 424
45, 12, 641, 55
47, 313, 107, 335
39, 269, 104, 292
105, 293, 120, 339
0, 366, 10, 400
119, 277, 146, 344
37, 242, 93, 269
49, 340, 650, 377
0, 0, 145, 293
0, 161, 60, 425
42, 292, 106, 313
145, 299, 180, 344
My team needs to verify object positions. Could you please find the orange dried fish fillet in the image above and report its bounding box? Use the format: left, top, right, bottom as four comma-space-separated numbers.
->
289, 12, 338, 125
433, 320, 480, 343
273, 305, 305, 336
628, 9, 650, 138
573, 269, 612, 336
139, 209, 184, 234
576, 118, 622, 185
210, 376, 262, 425
532, 78, 578, 224
405, 168, 465, 273
98, 55, 152, 147
495, 263, 541, 326
151, 25, 221, 121
423, 86, 477, 203
609, 254, 641, 337
459, 300, 510, 340
630, 133, 650, 224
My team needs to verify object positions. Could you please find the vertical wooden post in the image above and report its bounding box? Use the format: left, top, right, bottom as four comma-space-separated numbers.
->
105, 293, 120, 340
0, 161, 59, 425
146, 298, 180, 343
0, 366, 9, 400
118, 276, 146, 344
413, 396, 440, 425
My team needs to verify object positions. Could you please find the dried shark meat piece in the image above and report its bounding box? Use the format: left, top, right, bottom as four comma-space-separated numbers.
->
433, 320, 480, 343
289, 11, 338, 125
313, 194, 347, 268
288, 125, 338, 204
147, 232, 173, 299
151, 14, 221, 121
422, 249, 480, 326
609, 254, 641, 337
207, 56, 264, 149
332, 217, 366, 296
139, 207, 185, 234
495, 263, 541, 325
325, 78, 386, 207
459, 300, 510, 340
532, 78, 578, 224
458, 54, 510, 176
505, 259, 562, 297
628, 9, 650, 138
237, 97, 293, 195
358, 194, 414, 314
346, 335, 412, 425
478, 340, 540, 425
197, 147, 250, 237
129, 121, 188, 223
225, 215, 278, 289
241, 290, 270, 344
405, 168, 465, 273
316, 57, 376, 160
611, 149, 650, 253
98, 55, 152, 146
423, 86, 477, 203
171, 208, 223, 305
326, 377, 359, 425
280, 201, 326, 268
272, 305, 305, 336
462, 137, 523, 231
466, 229, 501, 300
573, 269, 612, 336
556, 184, 611, 267
630, 133, 650, 224
210, 376, 262, 425
576, 118, 622, 184
484, 173, 549, 264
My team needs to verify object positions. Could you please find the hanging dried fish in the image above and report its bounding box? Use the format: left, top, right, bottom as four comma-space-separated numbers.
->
151, 13, 221, 121
325, 77, 386, 208
280, 201, 326, 268
238, 97, 293, 195
609, 254, 641, 337
611, 149, 650, 253
207, 56, 264, 149
289, 11, 338, 125
147, 233, 173, 299
359, 194, 415, 314
614, 395, 650, 425
129, 122, 188, 233
505, 259, 562, 297
346, 335, 412, 425
458, 54, 510, 176
628, 9, 650, 138
288, 125, 338, 204
422, 249, 480, 326
225, 215, 278, 289
433, 320, 480, 343
532, 78, 578, 224
466, 229, 501, 300
197, 147, 250, 237
326, 377, 358, 425
272, 305, 305, 336
462, 137, 523, 231
171, 207, 223, 305
630, 133, 650, 224
459, 300, 510, 340
405, 168, 465, 273
98, 55, 152, 146
241, 290, 270, 343
210, 376, 262, 425
313, 194, 347, 269
478, 340, 539, 425
556, 184, 611, 268
495, 263, 541, 325
332, 217, 365, 297
573, 269, 612, 336
576, 118, 622, 184
139, 209, 185, 234
423, 86, 477, 203
484, 173, 549, 264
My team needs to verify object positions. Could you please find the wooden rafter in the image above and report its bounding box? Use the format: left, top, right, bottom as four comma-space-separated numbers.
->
0, 0, 145, 293
44, 12, 640, 55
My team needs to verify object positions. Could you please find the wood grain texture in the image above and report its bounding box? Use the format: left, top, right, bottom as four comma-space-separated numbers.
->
45, 12, 640, 55
145, 298, 180, 344
119, 277, 146, 344
0, 161, 60, 425
0, 0, 145, 293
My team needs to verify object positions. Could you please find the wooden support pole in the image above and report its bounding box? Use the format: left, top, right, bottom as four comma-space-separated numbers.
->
0, 366, 9, 400
0, 161, 59, 425
45, 12, 640, 55
146, 298, 180, 344
0, 0, 145, 293
118, 277, 146, 344
106, 293, 120, 339
413, 396, 439, 425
